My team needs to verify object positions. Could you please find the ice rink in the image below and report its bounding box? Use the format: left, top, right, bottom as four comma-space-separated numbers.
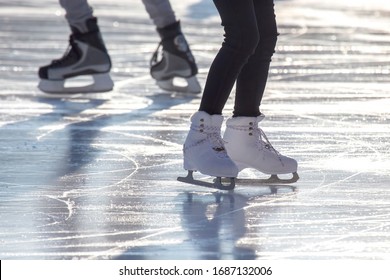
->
0, 0, 389, 260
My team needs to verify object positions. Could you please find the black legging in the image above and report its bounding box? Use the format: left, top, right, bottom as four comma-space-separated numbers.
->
199, 0, 278, 117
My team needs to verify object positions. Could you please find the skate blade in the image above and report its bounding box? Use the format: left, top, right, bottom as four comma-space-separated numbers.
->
38, 73, 114, 94
177, 170, 235, 191
156, 76, 201, 94
224, 172, 299, 185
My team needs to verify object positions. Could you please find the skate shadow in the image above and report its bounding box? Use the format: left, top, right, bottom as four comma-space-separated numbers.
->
172, 185, 298, 259
115, 188, 294, 260
0, 91, 199, 252
179, 191, 255, 259
0, 96, 108, 186
31, 96, 112, 180
0, 91, 196, 188
40, 91, 197, 178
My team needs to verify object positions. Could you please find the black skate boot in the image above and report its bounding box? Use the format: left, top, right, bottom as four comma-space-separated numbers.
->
38, 17, 113, 94
150, 21, 201, 94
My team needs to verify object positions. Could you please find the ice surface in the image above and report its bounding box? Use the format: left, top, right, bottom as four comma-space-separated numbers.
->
0, 0, 389, 260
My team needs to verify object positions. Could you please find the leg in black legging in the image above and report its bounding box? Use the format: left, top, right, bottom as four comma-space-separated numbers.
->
199, 0, 259, 115
234, 0, 278, 117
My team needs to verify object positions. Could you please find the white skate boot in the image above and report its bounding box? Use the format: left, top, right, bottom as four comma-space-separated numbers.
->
150, 21, 201, 94
177, 111, 238, 190
223, 115, 299, 184
38, 18, 113, 94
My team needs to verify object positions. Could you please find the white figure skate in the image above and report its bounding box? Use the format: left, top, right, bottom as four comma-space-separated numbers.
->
177, 111, 238, 190
223, 115, 299, 185
38, 18, 113, 94
151, 21, 201, 94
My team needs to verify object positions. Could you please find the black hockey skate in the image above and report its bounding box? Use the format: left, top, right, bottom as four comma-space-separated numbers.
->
38, 17, 113, 94
151, 21, 201, 94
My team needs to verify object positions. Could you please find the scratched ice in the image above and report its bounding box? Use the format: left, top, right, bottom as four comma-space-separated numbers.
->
0, 0, 389, 260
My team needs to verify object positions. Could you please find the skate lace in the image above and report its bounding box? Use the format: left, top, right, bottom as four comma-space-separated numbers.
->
186, 125, 229, 158
51, 36, 80, 66
150, 42, 163, 67
208, 130, 229, 157
254, 126, 281, 157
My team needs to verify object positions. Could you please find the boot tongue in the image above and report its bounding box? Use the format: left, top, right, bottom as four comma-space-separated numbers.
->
70, 25, 83, 35
50, 36, 81, 66
256, 114, 266, 123
209, 114, 224, 127
70, 17, 99, 35
157, 21, 182, 40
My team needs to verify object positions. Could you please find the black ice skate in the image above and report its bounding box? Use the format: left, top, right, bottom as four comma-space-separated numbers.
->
150, 21, 201, 94
38, 17, 113, 94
